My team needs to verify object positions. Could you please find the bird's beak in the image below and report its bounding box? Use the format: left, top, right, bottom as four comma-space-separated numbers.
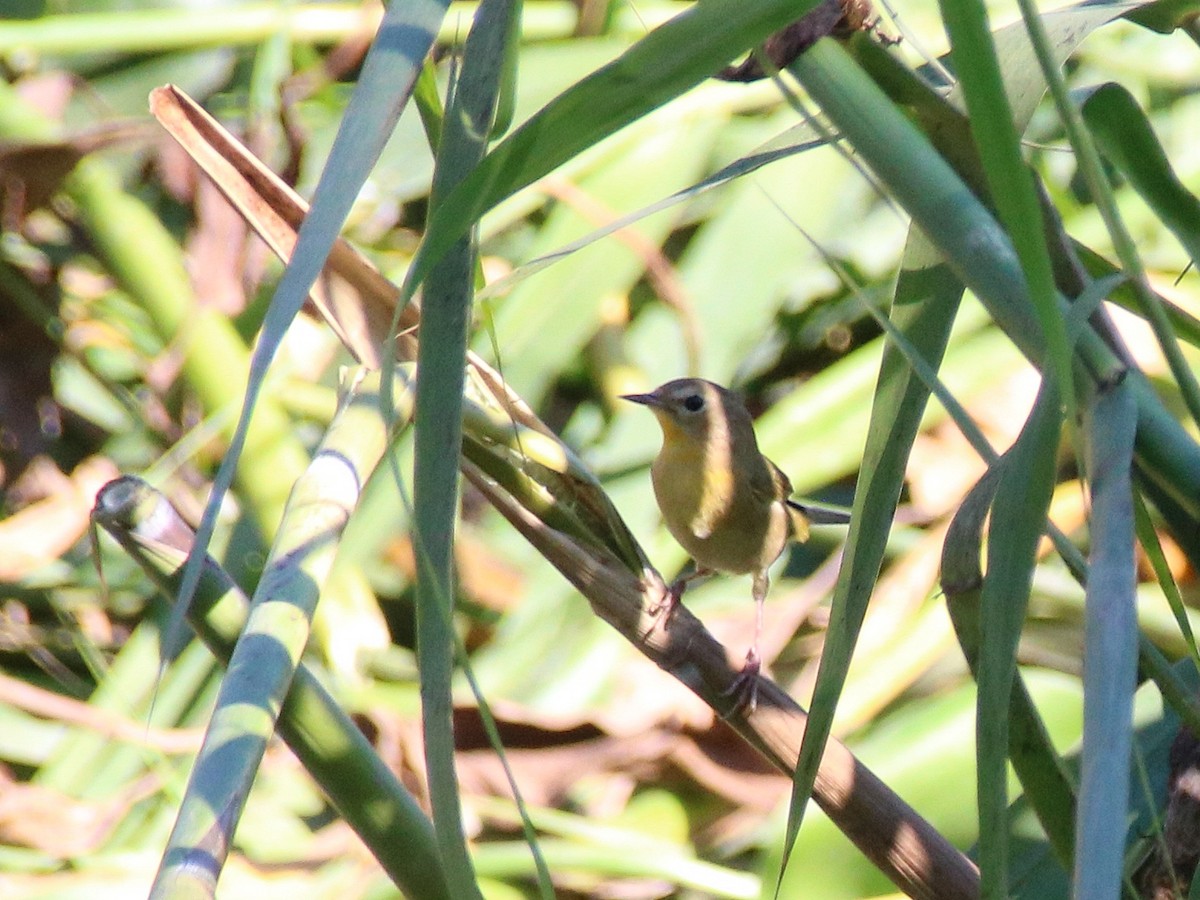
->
620, 391, 661, 408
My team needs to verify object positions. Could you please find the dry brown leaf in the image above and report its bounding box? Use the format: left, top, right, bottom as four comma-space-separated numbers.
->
149, 84, 400, 367
385, 529, 525, 613
0, 121, 148, 227
0, 765, 157, 858
0, 455, 118, 580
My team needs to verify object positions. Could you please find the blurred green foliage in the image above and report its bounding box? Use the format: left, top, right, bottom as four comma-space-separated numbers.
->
1, 0, 1199, 898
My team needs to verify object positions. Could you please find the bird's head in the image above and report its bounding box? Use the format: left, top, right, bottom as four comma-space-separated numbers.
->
621, 378, 732, 447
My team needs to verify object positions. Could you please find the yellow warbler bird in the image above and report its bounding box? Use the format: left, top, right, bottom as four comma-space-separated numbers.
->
622, 377, 848, 708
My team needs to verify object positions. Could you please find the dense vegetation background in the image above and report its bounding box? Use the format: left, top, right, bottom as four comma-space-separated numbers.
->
0, 0, 1198, 898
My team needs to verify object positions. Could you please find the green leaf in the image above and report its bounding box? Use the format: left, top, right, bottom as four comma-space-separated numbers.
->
409, 0, 820, 292
1082, 82, 1200, 269
412, 1, 521, 897
940, 0, 1070, 404
777, 229, 965, 883
1123, 0, 1200, 33
1073, 378, 1139, 900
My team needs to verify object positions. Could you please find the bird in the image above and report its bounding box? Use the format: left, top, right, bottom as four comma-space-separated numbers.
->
622, 377, 849, 711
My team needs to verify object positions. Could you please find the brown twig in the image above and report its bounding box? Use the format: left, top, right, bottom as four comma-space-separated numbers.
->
716, 0, 887, 82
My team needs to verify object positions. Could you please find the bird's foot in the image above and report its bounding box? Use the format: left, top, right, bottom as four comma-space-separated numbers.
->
651, 577, 685, 618
648, 567, 712, 630
721, 649, 763, 717
643, 578, 685, 639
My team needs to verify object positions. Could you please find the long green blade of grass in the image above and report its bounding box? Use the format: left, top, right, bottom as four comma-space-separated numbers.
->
405, 0, 819, 294
942, 469, 1079, 871
796, 35, 1200, 518
791, 36, 1200, 508
477, 124, 828, 305
775, 33, 1040, 885
776, 228, 965, 883
1132, 492, 1200, 672
1074, 378, 1139, 900
1016, 1, 1200, 432
939, 0, 1070, 403
977, 382, 1063, 897
411, 0, 521, 896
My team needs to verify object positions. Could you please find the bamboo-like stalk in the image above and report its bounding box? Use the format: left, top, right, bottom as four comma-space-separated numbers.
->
145, 367, 416, 899
90, 474, 452, 900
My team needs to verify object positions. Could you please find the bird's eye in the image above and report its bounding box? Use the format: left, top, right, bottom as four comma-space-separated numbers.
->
683, 394, 705, 413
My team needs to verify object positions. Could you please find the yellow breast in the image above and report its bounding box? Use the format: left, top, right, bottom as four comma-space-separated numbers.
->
650, 423, 788, 576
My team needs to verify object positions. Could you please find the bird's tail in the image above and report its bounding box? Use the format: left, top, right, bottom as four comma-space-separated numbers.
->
786, 498, 852, 526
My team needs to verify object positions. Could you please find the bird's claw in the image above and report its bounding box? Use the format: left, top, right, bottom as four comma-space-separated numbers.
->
650, 579, 682, 618
643, 578, 684, 639
721, 649, 762, 717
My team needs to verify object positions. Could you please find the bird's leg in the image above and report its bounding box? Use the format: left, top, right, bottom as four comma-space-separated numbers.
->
724, 571, 768, 714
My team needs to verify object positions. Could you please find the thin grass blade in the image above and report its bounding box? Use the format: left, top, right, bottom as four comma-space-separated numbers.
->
776, 229, 965, 882
412, 1, 523, 896
1018, 0, 1200, 435
407, 0, 822, 292
943, 468, 1079, 869
975, 381, 1063, 896
938, 0, 1069, 402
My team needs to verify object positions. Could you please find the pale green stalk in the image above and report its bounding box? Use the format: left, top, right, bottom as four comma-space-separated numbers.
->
149, 369, 414, 899
91, 474, 452, 900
